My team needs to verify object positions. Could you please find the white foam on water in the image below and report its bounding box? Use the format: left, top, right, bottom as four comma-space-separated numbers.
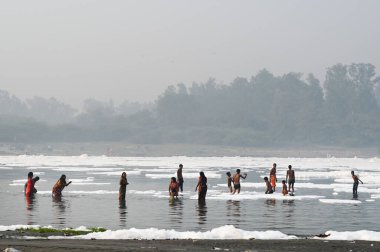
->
52, 167, 124, 172
370, 194, 380, 199
333, 187, 380, 194
0, 224, 41, 231
366, 199, 375, 202
0, 167, 13, 170
189, 192, 323, 201
145, 172, 221, 179
316, 230, 380, 241
49, 225, 297, 240
88, 170, 142, 176
319, 199, 361, 204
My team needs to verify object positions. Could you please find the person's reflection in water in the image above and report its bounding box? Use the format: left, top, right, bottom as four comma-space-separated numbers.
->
52, 195, 67, 226
169, 198, 183, 226
226, 200, 241, 225
119, 199, 128, 228
25, 195, 37, 225
265, 199, 276, 207
196, 201, 207, 225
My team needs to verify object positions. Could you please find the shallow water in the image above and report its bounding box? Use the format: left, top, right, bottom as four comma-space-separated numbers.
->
0, 155, 379, 235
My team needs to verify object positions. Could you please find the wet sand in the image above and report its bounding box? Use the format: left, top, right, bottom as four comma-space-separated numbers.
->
0, 238, 379, 252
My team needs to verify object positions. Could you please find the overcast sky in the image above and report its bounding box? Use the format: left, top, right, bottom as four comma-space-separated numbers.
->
1, 0, 379, 108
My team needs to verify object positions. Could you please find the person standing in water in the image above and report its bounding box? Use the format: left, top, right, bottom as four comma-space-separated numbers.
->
232, 169, 247, 194
351, 171, 363, 198
169, 177, 179, 199
226, 172, 233, 193
52, 174, 72, 197
269, 163, 277, 192
25, 172, 39, 197
119, 172, 129, 201
286, 165, 295, 193
195, 172, 208, 203
177, 164, 184, 192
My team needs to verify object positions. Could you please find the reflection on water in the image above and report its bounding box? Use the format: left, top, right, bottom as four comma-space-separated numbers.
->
265, 199, 276, 207
52, 195, 67, 226
25, 195, 37, 225
226, 200, 242, 227
119, 199, 127, 228
169, 198, 183, 226
196, 202, 207, 225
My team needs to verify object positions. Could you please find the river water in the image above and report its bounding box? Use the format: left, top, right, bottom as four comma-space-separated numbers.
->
0, 155, 379, 236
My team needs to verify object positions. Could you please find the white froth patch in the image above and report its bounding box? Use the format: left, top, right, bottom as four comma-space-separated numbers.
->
190, 192, 323, 201
37, 190, 118, 195
0, 224, 40, 231
50, 225, 296, 240
319, 199, 361, 204
53, 167, 124, 172
317, 230, 380, 241
145, 172, 221, 179
333, 187, 380, 194
88, 171, 142, 176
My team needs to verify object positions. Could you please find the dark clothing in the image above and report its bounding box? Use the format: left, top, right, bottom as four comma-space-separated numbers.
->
119, 177, 128, 200
197, 176, 208, 201
178, 178, 184, 192
233, 183, 241, 190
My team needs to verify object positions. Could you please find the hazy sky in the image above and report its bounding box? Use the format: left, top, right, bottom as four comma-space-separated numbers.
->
1, 0, 379, 108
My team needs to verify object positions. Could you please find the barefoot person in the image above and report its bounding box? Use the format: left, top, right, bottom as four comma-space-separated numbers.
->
169, 177, 179, 199
25, 172, 39, 197
351, 171, 363, 198
282, 180, 288, 196
52, 174, 72, 197
264, 177, 273, 194
232, 169, 247, 194
270, 163, 277, 192
195, 172, 207, 203
226, 172, 233, 193
286, 165, 295, 193
177, 164, 184, 192
119, 172, 129, 201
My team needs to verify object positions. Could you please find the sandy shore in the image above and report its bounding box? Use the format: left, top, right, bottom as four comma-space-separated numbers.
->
0, 239, 379, 252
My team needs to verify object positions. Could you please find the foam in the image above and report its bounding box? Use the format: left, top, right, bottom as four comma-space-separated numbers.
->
37, 190, 118, 195
52, 167, 124, 172
319, 199, 361, 204
50, 225, 297, 240
190, 192, 323, 201
88, 171, 142, 176
145, 172, 221, 179
316, 230, 380, 241
0, 224, 41, 231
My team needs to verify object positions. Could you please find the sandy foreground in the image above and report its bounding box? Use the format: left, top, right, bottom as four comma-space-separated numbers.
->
0, 239, 379, 252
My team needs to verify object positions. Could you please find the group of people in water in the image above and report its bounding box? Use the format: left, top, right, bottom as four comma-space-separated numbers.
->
24, 172, 72, 198
24, 162, 364, 202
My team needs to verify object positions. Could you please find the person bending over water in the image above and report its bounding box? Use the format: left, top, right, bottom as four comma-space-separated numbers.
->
119, 172, 129, 201
25, 172, 39, 197
232, 169, 247, 194
177, 164, 184, 192
270, 163, 277, 192
264, 177, 273, 194
286, 165, 295, 193
52, 174, 72, 197
169, 177, 179, 199
351, 171, 363, 198
195, 172, 208, 203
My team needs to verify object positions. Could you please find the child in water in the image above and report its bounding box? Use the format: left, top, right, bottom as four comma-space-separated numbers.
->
169, 177, 179, 199
264, 177, 273, 194
282, 180, 288, 196
226, 172, 233, 193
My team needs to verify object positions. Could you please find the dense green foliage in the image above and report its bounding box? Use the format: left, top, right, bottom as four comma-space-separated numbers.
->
1, 63, 380, 147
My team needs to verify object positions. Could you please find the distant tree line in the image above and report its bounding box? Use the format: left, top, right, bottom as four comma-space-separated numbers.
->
1, 63, 380, 147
